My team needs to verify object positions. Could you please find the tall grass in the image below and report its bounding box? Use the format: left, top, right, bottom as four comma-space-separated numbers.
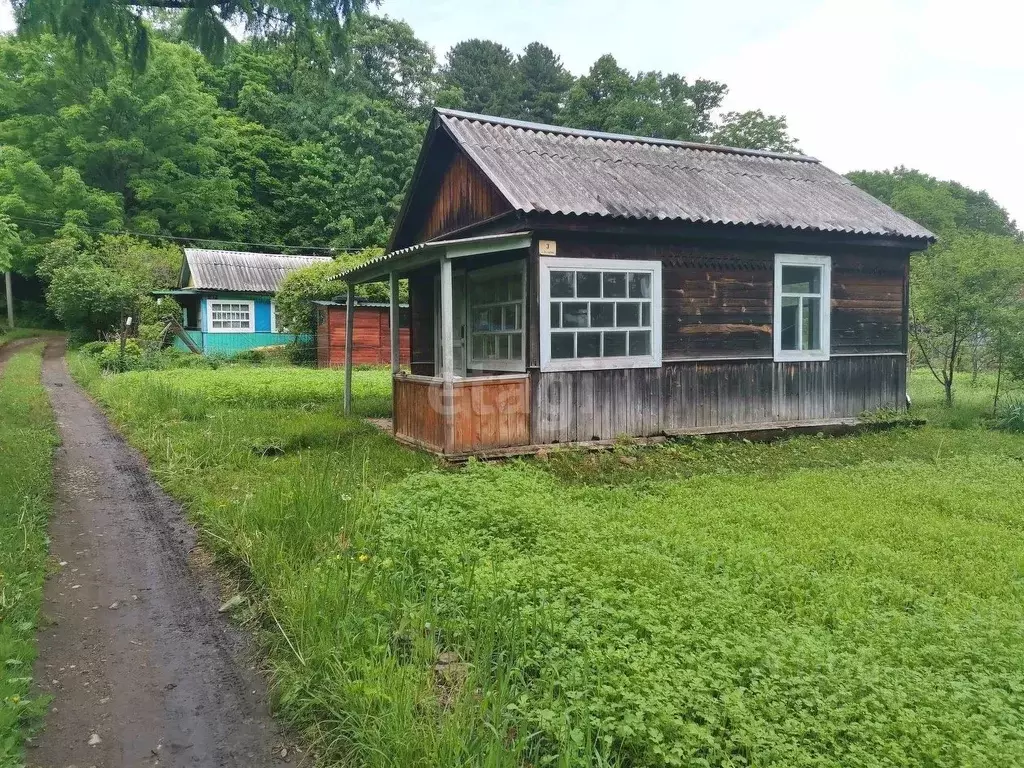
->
0, 347, 58, 764
72, 355, 1024, 767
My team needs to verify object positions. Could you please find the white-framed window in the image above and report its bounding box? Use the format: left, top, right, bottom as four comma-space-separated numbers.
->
540, 257, 662, 372
270, 301, 288, 334
774, 254, 831, 361
468, 261, 525, 372
207, 300, 254, 333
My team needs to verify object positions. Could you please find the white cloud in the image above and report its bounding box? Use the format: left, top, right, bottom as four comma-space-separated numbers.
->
0, 0, 14, 33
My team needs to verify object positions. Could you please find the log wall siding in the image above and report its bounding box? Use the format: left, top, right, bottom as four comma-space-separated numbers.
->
416, 151, 511, 243
541, 235, 910, 358
530, 354, 906, 444
318, 306, 410, 368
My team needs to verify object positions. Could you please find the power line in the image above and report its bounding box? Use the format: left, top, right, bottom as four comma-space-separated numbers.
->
6, 215, 374, 254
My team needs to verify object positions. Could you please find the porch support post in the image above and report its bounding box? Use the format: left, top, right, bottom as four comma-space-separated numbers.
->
389, 271, 400, 375
439, 257, 455, 454
344, 282, 354, 416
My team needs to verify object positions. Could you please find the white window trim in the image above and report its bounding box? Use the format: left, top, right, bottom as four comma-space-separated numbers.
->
467, 260, 526, 373
773, 253, 831, 362
540, 256, 662, 373
207, 299, 255, 334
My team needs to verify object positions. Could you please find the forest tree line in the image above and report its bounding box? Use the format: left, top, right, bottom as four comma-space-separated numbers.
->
2, 3, 1024, 404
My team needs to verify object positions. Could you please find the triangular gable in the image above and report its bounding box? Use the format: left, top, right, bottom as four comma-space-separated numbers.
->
389, 114, 513, 251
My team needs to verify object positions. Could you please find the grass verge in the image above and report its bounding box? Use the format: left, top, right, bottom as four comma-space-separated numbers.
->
70, 356, 1024, 767
0, 346, 58, 764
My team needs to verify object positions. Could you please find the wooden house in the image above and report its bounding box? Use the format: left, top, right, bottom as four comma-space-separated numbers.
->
161, 249, 333, 355
315, 299, 410, 368
338, 108, 935, 458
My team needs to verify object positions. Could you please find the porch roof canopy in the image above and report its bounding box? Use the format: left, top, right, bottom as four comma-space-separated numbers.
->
339, 231, 532, 285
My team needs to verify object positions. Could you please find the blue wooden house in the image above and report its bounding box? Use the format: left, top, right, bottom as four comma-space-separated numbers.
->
159, 249, 334, 355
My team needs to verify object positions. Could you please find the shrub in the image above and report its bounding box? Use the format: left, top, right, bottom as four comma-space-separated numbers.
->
232, 349, 266, 364
285, 339, 316, 366
79, 340, 109, 357
97, 339, 143, 372
995, 398, 1024, 432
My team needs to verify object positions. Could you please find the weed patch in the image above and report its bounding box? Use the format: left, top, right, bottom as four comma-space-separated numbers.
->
0, 347, 58, 764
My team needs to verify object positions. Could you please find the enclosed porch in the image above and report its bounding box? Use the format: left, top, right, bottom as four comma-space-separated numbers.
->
340, 232, 534, 457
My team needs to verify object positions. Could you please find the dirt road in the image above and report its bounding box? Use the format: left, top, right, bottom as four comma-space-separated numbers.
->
28, 341, 283, 767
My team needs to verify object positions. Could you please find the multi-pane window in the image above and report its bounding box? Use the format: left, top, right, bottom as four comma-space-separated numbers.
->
540, 257, 661, 371
209, 301, 253, 332
468, 263, 525, 371
774, 254, 831, 361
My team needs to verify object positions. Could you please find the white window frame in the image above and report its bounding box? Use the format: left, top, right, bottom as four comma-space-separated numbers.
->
540, 256, 662, 373
207, 299, 255, 333
773, 253, 831, 362
467, 260, 526, 373
270, 301, 287, 334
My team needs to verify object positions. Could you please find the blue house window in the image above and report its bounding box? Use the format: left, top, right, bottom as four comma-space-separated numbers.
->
209, 300, 254, 332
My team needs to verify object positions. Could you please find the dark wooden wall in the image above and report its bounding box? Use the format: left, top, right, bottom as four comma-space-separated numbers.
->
408, 266, 437, 376
530, 354, 906, 444
416, 151, 510, 243
538, 236, 909, 359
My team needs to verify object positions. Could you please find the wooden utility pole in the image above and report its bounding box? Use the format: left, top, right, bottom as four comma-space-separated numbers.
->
4, 271, 13, 329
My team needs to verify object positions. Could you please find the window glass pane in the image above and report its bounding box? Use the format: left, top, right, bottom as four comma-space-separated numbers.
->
780, 296, 799, 350
642, 302, 651, 327
551, 332, 575, 358
577, 271, 601, 298
551, 271, 575, 298
562, 302, 589, 328
603, 331, 627, 357
591, 303, 614, 327
603, 272, 627, 298
782, 265, 821, 294
629, 272, 651, 298
502, 305, 518, 330
497, 335, 509, 358
472, 309, 489, 331
616, 302, 640, 327
577, 332, 601, 357
472, 336, 485, 358
507, 272, 523, 300
550, 303, 561, 329
629, 330, 651, 356
510, 334, 522, 359
802, 297, 821, 351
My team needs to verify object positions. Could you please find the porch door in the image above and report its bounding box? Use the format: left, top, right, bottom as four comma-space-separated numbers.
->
435, 270, 467, 377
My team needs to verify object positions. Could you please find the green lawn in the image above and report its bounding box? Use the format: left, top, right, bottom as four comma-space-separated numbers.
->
0, 347, 58, 764
70, 358, 1024, 767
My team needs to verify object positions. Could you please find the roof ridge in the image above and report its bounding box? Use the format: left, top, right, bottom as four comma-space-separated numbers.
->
436, 107, 820, 164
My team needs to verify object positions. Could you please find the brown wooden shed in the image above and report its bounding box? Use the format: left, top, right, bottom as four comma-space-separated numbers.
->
337, 108, 935, 458
315, 300, 410, 368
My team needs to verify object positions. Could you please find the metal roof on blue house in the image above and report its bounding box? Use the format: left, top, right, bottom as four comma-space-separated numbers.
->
180, 249, 334, 293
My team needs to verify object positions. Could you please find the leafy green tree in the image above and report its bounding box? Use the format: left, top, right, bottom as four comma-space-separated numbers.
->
847, 167, 1019, 238
13, 0, 373, 68
910, 232, 1024, 405
274, 248, 399, 335
440, 39, 519, 116
710, 110, 799, 153
514, 43, 572, 124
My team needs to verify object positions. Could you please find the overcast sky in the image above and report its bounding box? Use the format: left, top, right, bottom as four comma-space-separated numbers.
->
2, 0, 1021, 225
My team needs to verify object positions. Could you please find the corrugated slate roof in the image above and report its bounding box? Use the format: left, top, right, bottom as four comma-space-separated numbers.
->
183, 249, 334, 293
435, 109, 934, 241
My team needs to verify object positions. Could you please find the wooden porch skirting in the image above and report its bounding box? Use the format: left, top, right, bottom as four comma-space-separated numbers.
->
391, 354, 908, 458
393, 374, 530, 454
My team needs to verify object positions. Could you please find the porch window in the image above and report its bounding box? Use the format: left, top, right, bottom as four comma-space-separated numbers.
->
468, 262, 525, 372
208, 300, 254, 332
774, 254, 831, 361
540, 257, 661, 372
